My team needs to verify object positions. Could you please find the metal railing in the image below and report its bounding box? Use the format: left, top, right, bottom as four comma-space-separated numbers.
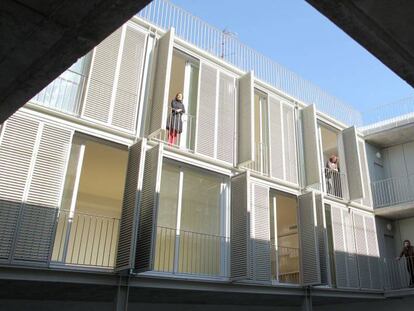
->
152, 107, 196, 151
51, 210, 120, 268
371, 174, 414, 208
153, 226, 229, 277
324, 167, 347, 200
32, 69, 87, 115
382, 256, 414, 290
137, 0, 362, 127
242, 142, 270, 176
271, 245, 300, 284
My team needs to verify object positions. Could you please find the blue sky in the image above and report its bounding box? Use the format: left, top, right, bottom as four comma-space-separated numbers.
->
171, 0, 413, 112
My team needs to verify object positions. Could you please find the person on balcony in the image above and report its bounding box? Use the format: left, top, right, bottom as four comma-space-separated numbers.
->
396, 240, 414, 287
325, 155, 342, 197
166, 93, 185, 145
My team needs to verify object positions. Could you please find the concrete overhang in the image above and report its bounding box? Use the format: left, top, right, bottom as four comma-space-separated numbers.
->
375, 202, 414, 220
306, 0, 414, 89
0, 0, 151, 124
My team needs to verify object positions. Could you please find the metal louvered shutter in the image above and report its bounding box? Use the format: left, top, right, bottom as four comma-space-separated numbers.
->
298, 191, 321, 285
269, 96, 283, 180
364, 214, 382, 289
83, 28, 123, 123
343, 126, 364, 200
330, 204, 348, 288
116, 139, 146, 271
0, 114, 39, 261
353, 211, 370, 289
149, 29, 174, 136
315, 194, 330, 285
301, 105, 321, 187
251, 182, 271, 282
216, 72, 235, 164
283, 104, 298, 184
230, 172, 250, 280
358, 140, 372, 207
237, 71, 254, 165
343, 209, 359, 288
13, 124, 72, 264
112, 26, 147, 132
196, 62, 217, 158
134, 144, 163, 272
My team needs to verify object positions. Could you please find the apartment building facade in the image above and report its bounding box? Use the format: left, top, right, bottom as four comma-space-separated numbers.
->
0, 1, 412, 310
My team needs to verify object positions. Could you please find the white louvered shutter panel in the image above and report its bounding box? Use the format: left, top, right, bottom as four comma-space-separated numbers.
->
112, 26, 147, 132
195, 62, 217, 158
0, 114, 39, 261
301, 105, 321, 187
358, 140, 372, 208
237, 71, 254, 165
342, 126, 364, 200
135, 144, 163, 272
353, 211, 370, 289
83, 28, 123, 123
251, 182, 271, 282
364, 214, 382, 289
315, 193, 330, 285
330, 204, 348, 288
116, 139, 146, 271
298, 191, 321, 285
149, 29, 174, 136
230, 172, 250, 280
216, 72, 235, 164
13, 124, 72, 264
269, 96, 283, 180
283, 103, 298, 184
343, 209, 359, 288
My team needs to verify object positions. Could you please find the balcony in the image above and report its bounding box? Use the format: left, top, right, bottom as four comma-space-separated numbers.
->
271, 245, 300, 284
242, 142, 270, 176
371, 175, 414, 208
323, 167, 348, 200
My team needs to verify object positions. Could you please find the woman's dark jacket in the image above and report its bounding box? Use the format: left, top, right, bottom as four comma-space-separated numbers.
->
166, 99, 185, 133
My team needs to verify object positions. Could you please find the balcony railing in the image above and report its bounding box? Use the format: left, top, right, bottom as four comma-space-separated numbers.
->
271, 245, 300, 284
51, 210, 120, 269
137, 0, 362, 127
242, 142, 270, 176
382, 256, 414, 290
153, 226, 229, 278
323, 167, 347, 200
371, 174, 414, 208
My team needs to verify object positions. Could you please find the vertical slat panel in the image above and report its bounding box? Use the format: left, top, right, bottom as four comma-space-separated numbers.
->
149, 28, 175, 135
112, 26, 147, 132
216, 72, 235, 164
343, 209, 359, 288
116, 139, 146, 271
14, 124, 72, 264
134, 144, 163, 272
195, 62, 217, 158
301, 104, 321, 186
358, 140, 372, 207
343, 126, 364, 200
251, 182, 270, 282
315, 193, 330, 285
269, 96, 283, 180
353, 211, 370, 289
364, 214, 382, 289
283, 103, 298, 184
0, 114, 39, 261
237, 71, 254, 165
298, 191, 321, 285
330, 204, 348, 288
83, 28, 123, 123
230, 172, 250, 280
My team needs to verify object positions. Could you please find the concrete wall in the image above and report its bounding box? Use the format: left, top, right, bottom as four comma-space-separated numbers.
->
394, 217, 414, 251
365, 142, 385, 182
315, 296, 414, 311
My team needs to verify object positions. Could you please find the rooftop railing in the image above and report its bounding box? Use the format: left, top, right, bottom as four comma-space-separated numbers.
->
137, 0, 363, 127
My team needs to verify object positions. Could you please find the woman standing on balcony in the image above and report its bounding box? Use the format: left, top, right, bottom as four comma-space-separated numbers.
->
396, 240, 414, 287
166, 93, 185, 145
325, 155, 342, 197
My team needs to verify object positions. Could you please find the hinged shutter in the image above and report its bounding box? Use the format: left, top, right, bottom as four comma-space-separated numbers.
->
269, 96, 283, 180
315, 193, 330, 285
342, 126, 364, 200
237, 71, 254, 165
353, 211, 370, 289
301, 105, 321, 187
195, 62, 217, 158
358, 140, 372, 207
343, 209, 359, 288
298, 191, 321, 285
148, 28, 175, 136
83, 28, 123, 123
216, 72, 235, 164
250, 182, 271, 282
112, 26, 147, 132
134, 144, 163, 272
116, 139, 146, 271
282, 103, 298, 184
230, 172, 250, 280
13, 124, 73, 264
364, 214, 382, 289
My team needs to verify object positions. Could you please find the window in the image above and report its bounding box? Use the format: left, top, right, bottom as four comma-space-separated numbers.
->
154, 160, 228, 277
51, 134, 128, 268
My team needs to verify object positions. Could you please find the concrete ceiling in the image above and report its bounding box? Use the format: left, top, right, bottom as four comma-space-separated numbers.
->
306, 0, 414, 89
0, 0, 151, 124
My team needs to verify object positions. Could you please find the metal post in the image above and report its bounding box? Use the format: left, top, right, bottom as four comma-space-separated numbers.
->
302, 286, 313, 311
114, 276, 130, 311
